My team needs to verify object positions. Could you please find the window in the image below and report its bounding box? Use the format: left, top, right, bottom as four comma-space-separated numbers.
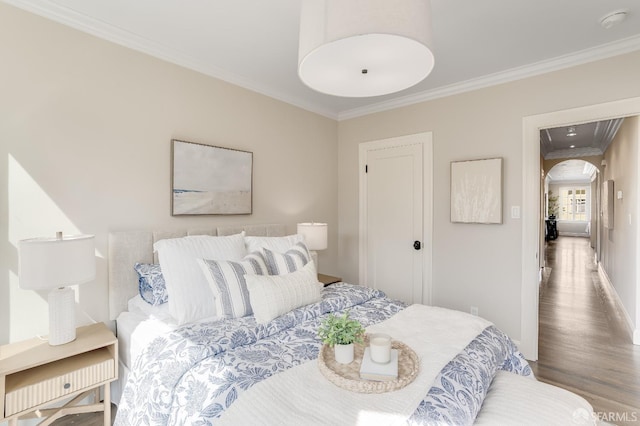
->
558, 187, 588, 221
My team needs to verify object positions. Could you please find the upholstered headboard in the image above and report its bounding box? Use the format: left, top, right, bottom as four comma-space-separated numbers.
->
108, 224, 287, 320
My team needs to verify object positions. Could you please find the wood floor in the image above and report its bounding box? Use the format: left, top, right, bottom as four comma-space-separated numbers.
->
530, 236, 640, 426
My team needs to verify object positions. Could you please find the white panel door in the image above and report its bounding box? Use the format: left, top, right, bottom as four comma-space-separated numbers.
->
362, 139, 425, 304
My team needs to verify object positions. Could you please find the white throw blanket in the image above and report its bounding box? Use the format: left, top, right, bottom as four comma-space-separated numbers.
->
218, 304, 491, 426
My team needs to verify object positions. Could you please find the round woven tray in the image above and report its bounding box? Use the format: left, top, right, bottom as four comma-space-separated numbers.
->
317, 336, 420, 393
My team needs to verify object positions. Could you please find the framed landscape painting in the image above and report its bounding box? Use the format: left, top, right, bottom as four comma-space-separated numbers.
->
450, 157, 502, 224
171, 140, 252, 215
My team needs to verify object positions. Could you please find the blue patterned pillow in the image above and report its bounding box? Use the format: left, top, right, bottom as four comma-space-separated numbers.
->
262, 242, 312, 275
197, 252, 269, 319
134, 263, 168, 306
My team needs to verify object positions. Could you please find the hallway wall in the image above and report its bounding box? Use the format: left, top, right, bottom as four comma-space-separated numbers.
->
600, 116, 640, 343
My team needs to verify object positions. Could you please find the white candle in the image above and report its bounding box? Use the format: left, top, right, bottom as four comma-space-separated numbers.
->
369, 333, 392, 364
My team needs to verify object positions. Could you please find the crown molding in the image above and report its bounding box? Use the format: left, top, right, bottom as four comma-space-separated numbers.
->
6, 0, 640, 122
544, 147, 604, 160
3, 0, 340, 120
338, 34, 640, 121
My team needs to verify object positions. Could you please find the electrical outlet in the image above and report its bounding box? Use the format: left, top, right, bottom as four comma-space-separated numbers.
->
470, 306, 479, 316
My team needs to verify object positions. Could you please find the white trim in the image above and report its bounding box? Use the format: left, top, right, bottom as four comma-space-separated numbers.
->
6, 0, 640, 121
522, 96, 640, 360
3, 0, 340, 120
339, 35, 640, 121
597, 263, 637, 344
358, 132, 433, 305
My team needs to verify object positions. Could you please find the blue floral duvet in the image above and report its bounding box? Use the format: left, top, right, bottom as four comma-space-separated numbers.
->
115, 284, 532, 426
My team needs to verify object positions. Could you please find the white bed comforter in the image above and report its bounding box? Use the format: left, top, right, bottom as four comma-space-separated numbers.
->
218, 304, 492, 425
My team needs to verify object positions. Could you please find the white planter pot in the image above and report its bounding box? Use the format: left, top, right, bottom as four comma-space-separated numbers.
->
334, 343, 354, 364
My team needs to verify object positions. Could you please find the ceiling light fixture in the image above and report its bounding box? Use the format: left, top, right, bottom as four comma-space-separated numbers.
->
297, 0, 435, 98
566, 126, 577, 137
570, 145, 576, 148
600, 10, 628, 29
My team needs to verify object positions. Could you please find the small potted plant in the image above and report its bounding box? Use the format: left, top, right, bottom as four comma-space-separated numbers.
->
318, 311, 365, 364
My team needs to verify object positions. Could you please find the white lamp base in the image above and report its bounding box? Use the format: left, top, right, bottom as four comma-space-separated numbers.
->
48, 287, 76, 346
310, 251, 319, 271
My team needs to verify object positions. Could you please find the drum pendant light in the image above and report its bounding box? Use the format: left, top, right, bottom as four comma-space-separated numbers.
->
298, 0, 435, 98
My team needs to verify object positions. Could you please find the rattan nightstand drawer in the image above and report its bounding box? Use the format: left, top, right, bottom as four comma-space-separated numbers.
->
4, 347, 115, 417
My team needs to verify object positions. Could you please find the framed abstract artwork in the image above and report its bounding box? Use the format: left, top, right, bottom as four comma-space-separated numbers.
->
602, 179, 614, 229
450, 157, 503, 224
171, 139, 253, 215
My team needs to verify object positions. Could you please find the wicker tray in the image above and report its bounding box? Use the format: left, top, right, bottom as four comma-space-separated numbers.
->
317, 336, 420, 393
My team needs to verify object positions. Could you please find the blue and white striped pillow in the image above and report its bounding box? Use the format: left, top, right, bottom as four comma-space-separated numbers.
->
262, 242, 312, 275
198, 252, 268, 319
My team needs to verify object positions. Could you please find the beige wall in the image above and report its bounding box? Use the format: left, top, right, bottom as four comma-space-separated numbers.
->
338, 51, 640, 342
3, 2, 640, 349
600, 116, 639, 336
0, 4, 338, 344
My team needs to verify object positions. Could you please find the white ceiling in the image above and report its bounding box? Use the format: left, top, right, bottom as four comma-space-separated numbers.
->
5, 0, 640, 120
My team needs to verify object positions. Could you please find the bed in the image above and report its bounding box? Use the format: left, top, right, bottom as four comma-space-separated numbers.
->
108, 224, 597, 425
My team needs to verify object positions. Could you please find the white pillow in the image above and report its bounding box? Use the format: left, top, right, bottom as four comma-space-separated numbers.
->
154, 233, 247, 325
127, 295, 173, 321
198, 253, 268, 319
244, 234, 304, 253
262, 241, 311, 275
246, 260, 321, 324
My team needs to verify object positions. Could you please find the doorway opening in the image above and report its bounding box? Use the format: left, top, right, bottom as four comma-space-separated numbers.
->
521, 96, 640, 361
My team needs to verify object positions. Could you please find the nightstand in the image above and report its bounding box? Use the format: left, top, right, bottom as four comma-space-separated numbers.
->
0, 322, 118, 426
318, 273, 342, 287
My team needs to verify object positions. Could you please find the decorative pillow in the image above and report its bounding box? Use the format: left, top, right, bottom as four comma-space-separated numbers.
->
244, 234, 304, 254
134, 263, 168, 306
197, 252, 268, 319
246, 260, 321, 324
153, 232, 247, 325
262, 241, 312, 275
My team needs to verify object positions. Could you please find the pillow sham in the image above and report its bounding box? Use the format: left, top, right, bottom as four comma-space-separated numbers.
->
134, 263, 168, 306
262, 241, 312, 275
244, 234, 304, 254
197, 252, 268, 319
154, 232, 247, 325
246, 260, 321, 324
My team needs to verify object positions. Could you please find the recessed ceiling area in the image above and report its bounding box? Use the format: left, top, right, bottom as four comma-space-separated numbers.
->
3, 0, 640, 119
540, 118, 624, 160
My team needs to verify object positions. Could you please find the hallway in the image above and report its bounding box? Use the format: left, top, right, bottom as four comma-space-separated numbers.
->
530, 236, 640, 425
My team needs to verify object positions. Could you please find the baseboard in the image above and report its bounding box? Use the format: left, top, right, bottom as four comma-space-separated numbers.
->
558, 232, 590, 237
597, 263, 637, 345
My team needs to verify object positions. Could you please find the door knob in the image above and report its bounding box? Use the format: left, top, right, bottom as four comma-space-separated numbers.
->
413, 241, 421, 250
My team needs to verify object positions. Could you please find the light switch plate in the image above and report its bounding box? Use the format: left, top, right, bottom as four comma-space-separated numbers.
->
511, 206, 521, 219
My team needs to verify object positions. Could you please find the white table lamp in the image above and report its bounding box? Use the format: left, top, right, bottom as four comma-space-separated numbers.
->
18, 232, 96, 346
297, 223, 328, 270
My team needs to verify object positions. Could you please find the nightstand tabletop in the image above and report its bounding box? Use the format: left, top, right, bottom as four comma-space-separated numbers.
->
0, 323, 116, 376
318, 273, 342, 286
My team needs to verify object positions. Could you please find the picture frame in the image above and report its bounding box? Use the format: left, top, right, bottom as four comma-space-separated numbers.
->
602, 179, 614, 229
450, 157, 503, 224
171, 139, 253, 215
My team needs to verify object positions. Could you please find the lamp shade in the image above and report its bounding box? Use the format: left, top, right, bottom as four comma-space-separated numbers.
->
297, 223, 328, 251
298, 0, 434, 97
19, 234, 96, 290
